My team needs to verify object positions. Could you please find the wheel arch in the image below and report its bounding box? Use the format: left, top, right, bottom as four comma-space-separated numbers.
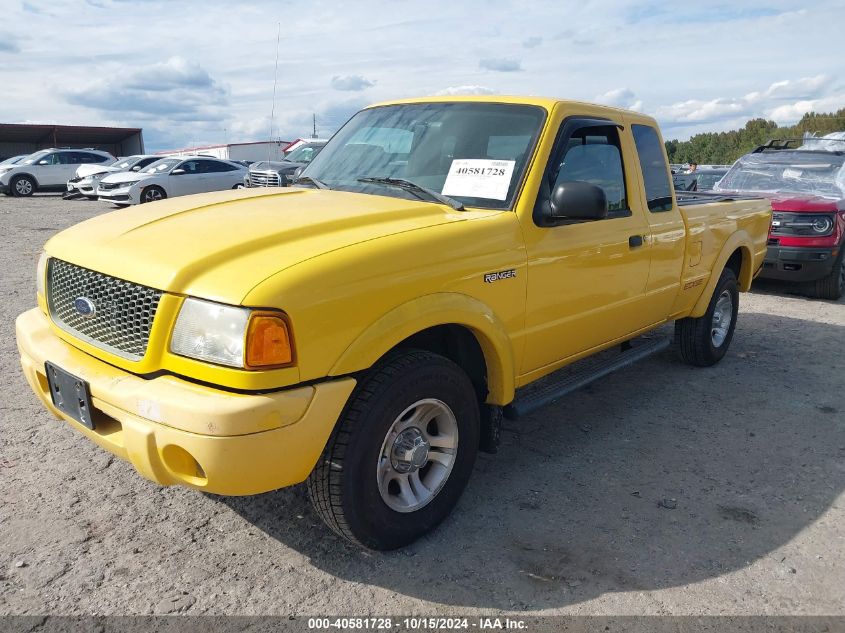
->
690, 232, 753, 318
11, 172, 39, 187
329, 293, 517, 405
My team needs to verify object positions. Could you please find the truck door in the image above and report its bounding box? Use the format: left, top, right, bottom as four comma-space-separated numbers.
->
519, 116, 654, 377
627, 120, 687, 322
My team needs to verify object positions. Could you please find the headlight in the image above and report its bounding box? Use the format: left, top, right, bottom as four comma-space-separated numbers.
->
170, 298, 293, 369
118, 180, 140, 188
36, 251, 48, 297
811, 216, 834, 234
0, 167, 13, 176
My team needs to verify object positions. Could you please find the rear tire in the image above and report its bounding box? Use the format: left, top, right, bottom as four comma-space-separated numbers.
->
675, 268, 739, 367
307, 350, 480, 550
812, 248, 844, 300
140, 185, 166, 204
11, 175, 35, 197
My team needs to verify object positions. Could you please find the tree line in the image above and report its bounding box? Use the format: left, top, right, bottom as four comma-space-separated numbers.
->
664, 108, 845, 165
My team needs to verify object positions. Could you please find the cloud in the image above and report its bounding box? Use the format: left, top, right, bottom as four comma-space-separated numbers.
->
66, 56, 227, 123
0, 33, 20, 53
522, 36, 542, 49
594, 88, 643, 111
330, 74, 375, 91
479, 57, 522, 72
435, 85, 496, 96
123, 57, 216, 92
656, 75, 836, 126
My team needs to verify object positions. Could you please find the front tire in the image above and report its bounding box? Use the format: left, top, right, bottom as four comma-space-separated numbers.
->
307, 350, 480, 550
11, 175, 35, 197
675, 267, 739, 366
140, 185, 166, 204
812, 248, 844, 300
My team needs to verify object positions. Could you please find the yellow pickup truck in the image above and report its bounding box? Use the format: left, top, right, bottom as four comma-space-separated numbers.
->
16, 96, 771, 549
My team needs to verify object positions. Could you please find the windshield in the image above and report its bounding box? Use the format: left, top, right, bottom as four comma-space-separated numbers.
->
302, 102, 546, 209
22, 150, 50, 165
141, 158, 180, 174
113, 156, 143, 170
285, 143, 324, 164
694, 172, 726, 191
716, 151, 845, 198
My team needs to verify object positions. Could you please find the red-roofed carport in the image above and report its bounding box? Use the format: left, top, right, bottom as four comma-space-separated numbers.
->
0, 123, 144, 160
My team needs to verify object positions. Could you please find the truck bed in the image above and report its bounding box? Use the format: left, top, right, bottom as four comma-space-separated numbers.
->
675, 190, 765, 206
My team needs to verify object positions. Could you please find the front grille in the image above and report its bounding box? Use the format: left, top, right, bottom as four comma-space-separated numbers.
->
47, 259, 162, 360
98, 181, 126, 191
248, 170, 282, 187
770, 211, 834, 237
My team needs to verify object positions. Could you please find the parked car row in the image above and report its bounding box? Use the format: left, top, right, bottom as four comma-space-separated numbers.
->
65, 154, 162, 200
0, 148, 249, 206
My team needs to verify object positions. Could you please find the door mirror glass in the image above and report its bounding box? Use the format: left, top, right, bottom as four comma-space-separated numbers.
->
548, 181, 608, 221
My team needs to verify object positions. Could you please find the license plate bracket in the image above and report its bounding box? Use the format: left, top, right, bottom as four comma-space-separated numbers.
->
45, 362, 95, 430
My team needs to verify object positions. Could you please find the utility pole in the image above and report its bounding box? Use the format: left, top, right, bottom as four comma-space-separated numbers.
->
312, 113, 317, 139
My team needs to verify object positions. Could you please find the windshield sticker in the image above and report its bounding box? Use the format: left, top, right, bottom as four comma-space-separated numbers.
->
442, 159, 516, 201
782, 168, 802, 180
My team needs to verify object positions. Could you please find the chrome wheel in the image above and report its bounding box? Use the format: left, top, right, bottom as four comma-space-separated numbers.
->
14, 178, 33, 196
377, 398, 459, 513
711, 289, 733, 347
143, 187, 163, 203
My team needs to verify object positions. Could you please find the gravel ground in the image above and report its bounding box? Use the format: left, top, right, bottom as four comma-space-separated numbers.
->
1, 194, 843, 616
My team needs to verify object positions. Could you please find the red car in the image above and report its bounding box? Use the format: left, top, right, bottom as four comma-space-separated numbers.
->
716, 138, 845, 299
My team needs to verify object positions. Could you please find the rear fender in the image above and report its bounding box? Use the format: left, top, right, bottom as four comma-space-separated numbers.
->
690, 231, 753, 317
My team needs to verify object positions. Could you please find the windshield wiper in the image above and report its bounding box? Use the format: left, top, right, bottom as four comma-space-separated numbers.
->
292, 175, 330, 190
357, 176, 465, 211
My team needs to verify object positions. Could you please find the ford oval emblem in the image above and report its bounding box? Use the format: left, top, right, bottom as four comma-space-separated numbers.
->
74, 297, 96, 318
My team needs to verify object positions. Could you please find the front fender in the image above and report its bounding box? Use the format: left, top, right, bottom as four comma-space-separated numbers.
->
329, 292, 517, 405
690, 231, 753, 317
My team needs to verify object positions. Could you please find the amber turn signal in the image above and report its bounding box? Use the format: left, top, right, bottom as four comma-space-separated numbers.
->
245, 313, 293, 368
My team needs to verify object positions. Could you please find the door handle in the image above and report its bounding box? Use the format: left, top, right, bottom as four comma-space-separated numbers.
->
628, 235, 644, 248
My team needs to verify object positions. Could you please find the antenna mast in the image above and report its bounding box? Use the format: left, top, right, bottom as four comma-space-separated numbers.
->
269, 22, 281, 163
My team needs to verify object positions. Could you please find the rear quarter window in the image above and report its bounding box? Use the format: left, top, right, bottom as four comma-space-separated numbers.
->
632, 124, 673, 212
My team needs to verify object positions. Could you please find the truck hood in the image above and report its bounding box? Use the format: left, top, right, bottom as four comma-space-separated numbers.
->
770, 196, 845, 213
100, 171, 155, 185
45, 187, 471, 304
75, 164, 117, 179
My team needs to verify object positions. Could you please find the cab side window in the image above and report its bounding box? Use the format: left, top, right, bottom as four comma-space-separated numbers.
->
552, 126, 627, 212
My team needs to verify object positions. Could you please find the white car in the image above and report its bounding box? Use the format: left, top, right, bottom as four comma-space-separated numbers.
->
97, 156, 248, 205
66, 154, 162, 200
0, 148, 114, 197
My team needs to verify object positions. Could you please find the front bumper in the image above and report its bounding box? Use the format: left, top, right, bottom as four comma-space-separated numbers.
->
0, 181, 9, 194
16, 308, 356, 496
760, 245, 838, 282
98, 190, 135, 204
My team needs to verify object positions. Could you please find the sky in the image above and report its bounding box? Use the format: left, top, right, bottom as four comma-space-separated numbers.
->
0, 0, 843, 151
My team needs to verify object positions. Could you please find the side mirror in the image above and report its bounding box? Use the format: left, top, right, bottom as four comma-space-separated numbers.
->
548, 181, 608, 222
38, 160, 49, 165
131, 166, 141, 171
171, 168, 186, 175
292, 166, 304, 180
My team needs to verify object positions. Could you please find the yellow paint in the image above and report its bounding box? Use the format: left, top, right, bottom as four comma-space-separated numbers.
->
18, 95, 771, 496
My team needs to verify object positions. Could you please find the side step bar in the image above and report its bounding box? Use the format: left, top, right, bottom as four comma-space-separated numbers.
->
503, 337, 671, 420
